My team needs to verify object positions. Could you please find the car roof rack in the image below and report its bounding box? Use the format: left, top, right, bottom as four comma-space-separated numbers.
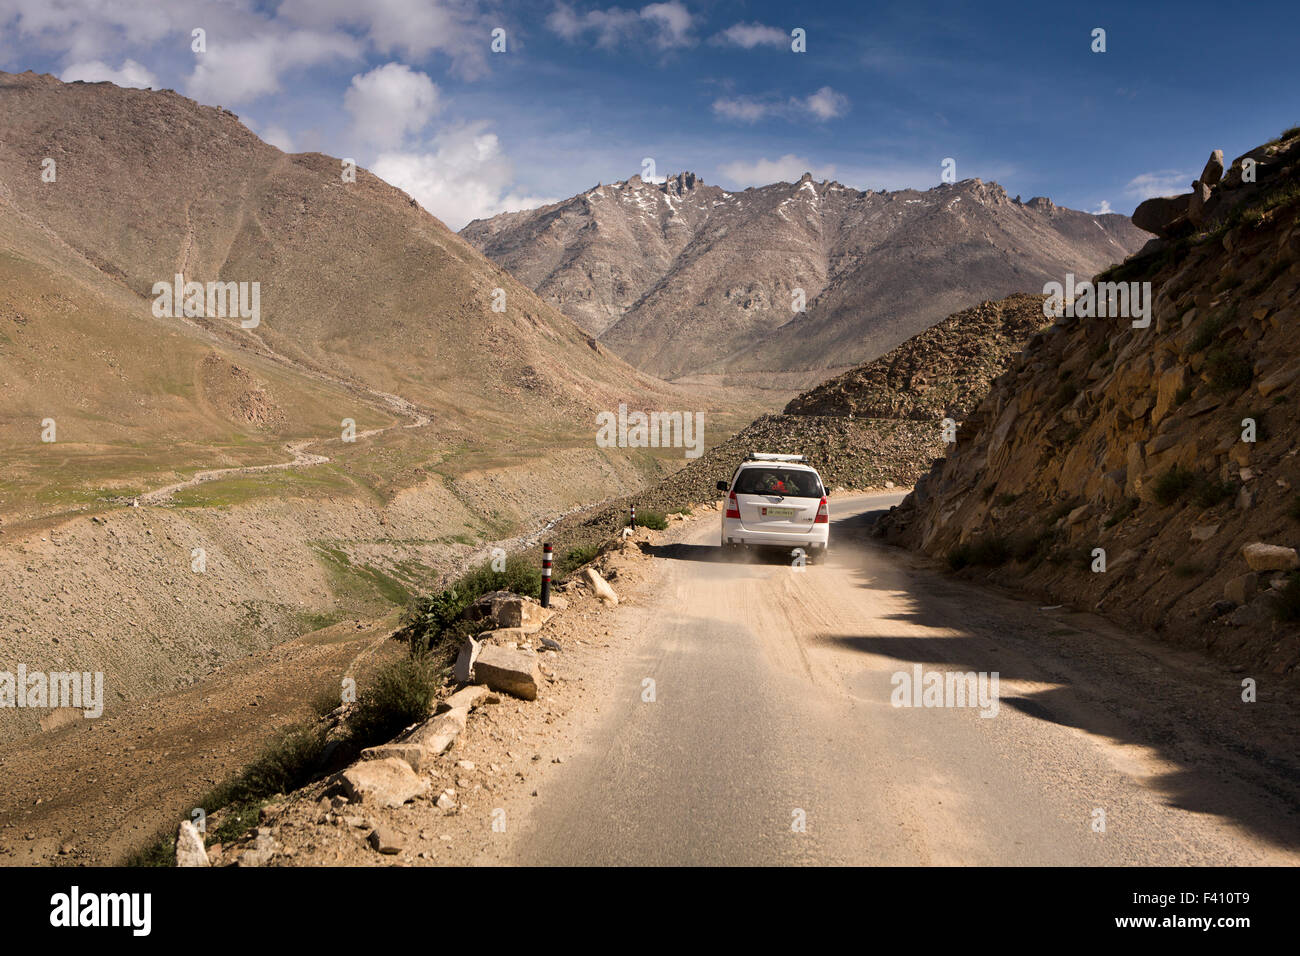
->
745, 452, 808, 463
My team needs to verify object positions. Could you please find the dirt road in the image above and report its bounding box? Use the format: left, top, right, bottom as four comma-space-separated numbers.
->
498, 494, 1300, 865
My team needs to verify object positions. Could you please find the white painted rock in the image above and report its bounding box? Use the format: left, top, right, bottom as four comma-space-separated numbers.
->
175, 820, 210, 867
584, 567, 619, 606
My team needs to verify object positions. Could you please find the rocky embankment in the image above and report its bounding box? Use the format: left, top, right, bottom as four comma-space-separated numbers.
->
784, 293, 1050, 419
879, 130, 1300, 681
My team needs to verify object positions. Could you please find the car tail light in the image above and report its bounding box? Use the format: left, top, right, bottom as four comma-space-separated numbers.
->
815, 497, 829, 523
725, 491, 741, 519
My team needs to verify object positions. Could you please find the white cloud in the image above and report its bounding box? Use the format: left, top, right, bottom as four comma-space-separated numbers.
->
804, 86, 849, 120
547, 1, 695, 50
1125, 169, 1190, 200
344, 63, 441, 151
712, 87, 849, 124
1, 0, 191, 62
711, 22, 787, 48
60, 58, 157, 89
718, 155, 837, 187
1092, 200, 1113, 215
712, 97, 769, 122
186, 30, 363, 105
371, 122, 558, 230
640, 2, 693, 48
278, 0, 491, 78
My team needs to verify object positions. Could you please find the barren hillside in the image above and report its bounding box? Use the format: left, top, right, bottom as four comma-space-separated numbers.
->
0, 72, 746, 741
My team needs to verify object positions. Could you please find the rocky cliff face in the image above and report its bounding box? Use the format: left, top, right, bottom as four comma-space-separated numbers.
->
878, 130, 1300, 680
783, 293, 1049, 420
463, 172, 1147, 382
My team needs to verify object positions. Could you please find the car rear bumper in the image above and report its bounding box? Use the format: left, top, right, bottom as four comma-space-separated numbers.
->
721, 519, 828, 549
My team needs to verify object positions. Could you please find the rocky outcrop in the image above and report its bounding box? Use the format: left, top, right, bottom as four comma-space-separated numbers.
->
1134, 139, 1293, 239
880, 129, 1300, 680
360, 707, 469, 771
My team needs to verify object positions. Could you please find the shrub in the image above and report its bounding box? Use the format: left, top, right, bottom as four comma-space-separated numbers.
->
1287, 496, 1300, 521
994, 492, 1019, 507
403, 554, 542, 650
558, 545, 599, 577
1009, 529, 1054, 563
1152, 466, 1235, 509
206, 722, 328, 809
1205, 349, 1253, 393
1188, 310, 1230, 353
1152, 466, 1196, 506
626, 509, 668, 530
128, 718, 332, 865
346, 649, 442, 748
1191, 475, 1236, 509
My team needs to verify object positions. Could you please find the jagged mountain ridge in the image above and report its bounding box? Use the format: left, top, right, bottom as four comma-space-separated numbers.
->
462, 171, 1148, 383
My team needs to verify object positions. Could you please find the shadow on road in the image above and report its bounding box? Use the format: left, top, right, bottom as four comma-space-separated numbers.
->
821, 560, 1300, 852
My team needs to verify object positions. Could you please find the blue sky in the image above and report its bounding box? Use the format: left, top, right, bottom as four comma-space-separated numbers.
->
2, 0, 1297, 229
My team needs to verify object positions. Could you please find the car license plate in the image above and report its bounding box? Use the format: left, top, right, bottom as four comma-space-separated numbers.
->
762, 507, 797, 517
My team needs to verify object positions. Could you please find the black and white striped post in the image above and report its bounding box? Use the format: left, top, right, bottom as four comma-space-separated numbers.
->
630, 504, 637, 530
540, 542, 553, 608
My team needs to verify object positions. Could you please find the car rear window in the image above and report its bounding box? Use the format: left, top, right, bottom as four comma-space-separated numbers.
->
733, 467, 824, 498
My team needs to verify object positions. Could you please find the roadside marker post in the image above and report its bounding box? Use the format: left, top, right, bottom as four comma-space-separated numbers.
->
541, 542, 552, 608
630, 504, 637, 530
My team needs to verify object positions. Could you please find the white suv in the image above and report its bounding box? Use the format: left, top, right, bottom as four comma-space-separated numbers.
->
717, 453, 829, 562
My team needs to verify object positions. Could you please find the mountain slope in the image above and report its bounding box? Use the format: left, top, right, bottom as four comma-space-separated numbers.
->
0, 71, 728, 740
0, 70, 673, 447
463, 172, 1148, 382
878, 132, 1300, 679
